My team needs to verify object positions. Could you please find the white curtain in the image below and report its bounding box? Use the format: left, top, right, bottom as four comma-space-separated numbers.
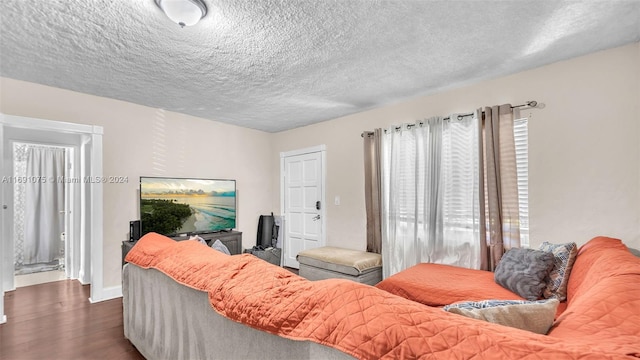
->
381, 115, 481, 278
24, 146, 65, 265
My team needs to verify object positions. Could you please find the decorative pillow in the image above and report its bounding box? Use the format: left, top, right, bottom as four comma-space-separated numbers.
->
211, 239, 231, 255
445, 299, 559, 334
538, 242, 578, 301
443, 298, 549, 311
494, 248, 555, 300
189, 235, 207, 245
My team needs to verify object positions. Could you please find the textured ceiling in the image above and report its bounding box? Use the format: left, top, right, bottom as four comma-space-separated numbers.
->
1, 1, 639, 132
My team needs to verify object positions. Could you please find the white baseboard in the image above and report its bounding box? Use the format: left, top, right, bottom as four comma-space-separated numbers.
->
1, 315, 6, 324
89, 285, 122, 303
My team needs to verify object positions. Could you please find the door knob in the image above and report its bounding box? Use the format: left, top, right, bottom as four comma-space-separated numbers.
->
312, 214, 321, 221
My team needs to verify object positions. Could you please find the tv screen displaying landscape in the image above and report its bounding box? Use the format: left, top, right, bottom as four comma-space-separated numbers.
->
140, 177, 236, 236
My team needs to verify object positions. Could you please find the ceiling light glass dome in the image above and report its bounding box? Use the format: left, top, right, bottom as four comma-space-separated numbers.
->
155, 0, 207, 28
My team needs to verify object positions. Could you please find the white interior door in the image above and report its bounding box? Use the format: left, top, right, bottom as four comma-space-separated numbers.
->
281, 147, 325, 268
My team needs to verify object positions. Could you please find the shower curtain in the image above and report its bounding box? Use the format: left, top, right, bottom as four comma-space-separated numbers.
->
22, 145, 66, 265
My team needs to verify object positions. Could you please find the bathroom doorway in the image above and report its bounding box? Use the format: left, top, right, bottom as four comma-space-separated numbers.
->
1, 122, 85, 294
1, 114, 105, 324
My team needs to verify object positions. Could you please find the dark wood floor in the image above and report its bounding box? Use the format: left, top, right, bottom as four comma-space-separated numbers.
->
0, 280, 144, 360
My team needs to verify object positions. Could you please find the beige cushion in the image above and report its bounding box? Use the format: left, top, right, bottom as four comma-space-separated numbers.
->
297, 246, 382, 275
446, 299, 559, 334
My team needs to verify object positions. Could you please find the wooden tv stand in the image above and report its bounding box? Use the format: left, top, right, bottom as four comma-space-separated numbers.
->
122, 230, 243, 265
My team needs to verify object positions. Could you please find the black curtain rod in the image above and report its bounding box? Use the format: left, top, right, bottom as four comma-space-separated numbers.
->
443, 100, 538, 121
361, 101, 538, 137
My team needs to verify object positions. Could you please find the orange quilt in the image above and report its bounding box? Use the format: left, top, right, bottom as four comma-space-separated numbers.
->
547, 236, 640, 356
125, 233, 635, 359
375, 263, 524, 307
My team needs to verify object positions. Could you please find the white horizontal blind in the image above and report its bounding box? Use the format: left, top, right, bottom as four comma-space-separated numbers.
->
513, 118, 529, 247
383, 126, 419, 223
441, 116, 480, 233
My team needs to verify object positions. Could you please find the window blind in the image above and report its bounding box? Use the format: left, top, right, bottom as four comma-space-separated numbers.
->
513, 118, 529, 247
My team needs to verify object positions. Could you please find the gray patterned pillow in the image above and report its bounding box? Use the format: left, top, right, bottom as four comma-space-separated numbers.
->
494, 248, 555, 300
539, 242, 578, 301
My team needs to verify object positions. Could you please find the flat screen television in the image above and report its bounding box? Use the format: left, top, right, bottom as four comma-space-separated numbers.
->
140, 177, 236, 237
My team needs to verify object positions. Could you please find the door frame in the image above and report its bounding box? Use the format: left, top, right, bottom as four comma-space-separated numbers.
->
0, 124, 4, 324
0, 114, 104, 323
279, 145, 327, 267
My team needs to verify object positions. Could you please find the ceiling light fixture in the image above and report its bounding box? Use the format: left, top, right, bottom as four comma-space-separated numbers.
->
155, 0, 207, 28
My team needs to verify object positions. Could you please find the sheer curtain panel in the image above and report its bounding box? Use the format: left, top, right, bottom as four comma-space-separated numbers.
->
381, 116, 481, 278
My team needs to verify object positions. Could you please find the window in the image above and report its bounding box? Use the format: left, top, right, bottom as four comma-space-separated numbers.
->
514, 118, 529, 247
380, 114, 530, 276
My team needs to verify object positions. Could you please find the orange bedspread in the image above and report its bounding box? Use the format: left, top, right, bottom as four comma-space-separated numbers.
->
126, 233, 637, 359
375, 263, 524, 307
548, 237, 640, 356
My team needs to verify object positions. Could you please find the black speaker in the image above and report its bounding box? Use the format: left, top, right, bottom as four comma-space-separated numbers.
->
130, 220, 141, 242
257, 213, 275, 248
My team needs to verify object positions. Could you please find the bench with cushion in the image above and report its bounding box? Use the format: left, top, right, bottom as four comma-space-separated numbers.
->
296, 246, 382, 285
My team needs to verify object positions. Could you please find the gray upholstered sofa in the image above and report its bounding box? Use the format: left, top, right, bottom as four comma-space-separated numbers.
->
122, 263, 354, 360
123, 234, 640, 359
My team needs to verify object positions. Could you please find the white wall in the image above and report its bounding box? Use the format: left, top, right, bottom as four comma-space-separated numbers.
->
1, 42, 638, 293
272, 42, 640, 251
0, 79, 275, 288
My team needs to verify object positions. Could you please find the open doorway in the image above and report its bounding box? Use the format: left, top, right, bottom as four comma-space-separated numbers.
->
1, 114, 105, 324
2, 131, 82, 293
